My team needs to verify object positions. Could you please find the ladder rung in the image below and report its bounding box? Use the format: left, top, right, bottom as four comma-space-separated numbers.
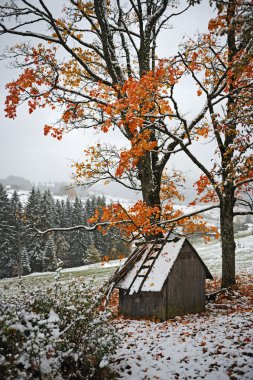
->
137, 274, 146, 277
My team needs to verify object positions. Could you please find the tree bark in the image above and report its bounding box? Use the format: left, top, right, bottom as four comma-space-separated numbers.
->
220, 187, 236, 288
138, 154, 161, 206
219, 0, 237, 288
137, 150, 163, 240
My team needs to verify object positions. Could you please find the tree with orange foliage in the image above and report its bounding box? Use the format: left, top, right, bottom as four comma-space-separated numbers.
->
149, 0, 252, 287
0, 0, 214, 241
2, 1, 251, 289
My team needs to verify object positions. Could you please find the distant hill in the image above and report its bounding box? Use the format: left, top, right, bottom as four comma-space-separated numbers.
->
0, 175, 32, 191
0, 174, 196, 203
0, 175, 72, 195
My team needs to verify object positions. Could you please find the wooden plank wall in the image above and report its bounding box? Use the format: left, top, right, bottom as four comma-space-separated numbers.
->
166, 241, 206, 319
119, 240, 206, 321
119, 289, 167, 320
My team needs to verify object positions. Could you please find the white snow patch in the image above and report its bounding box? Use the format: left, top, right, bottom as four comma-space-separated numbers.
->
142, 238, 185, 292
117, 249, 149, 291
111, 311, 253, 380
129, 276, 144, 296
117, 239, 186, 293
48, 309, 60, 323
99, 356, 109, 368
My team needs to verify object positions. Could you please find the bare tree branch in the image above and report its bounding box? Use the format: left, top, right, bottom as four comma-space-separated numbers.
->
33, 220, 128, 235
233, 210, 253, 216
156, 204, 220, 226
234, 177, 253, 189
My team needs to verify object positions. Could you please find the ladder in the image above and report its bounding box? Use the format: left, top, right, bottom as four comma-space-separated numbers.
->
127, 239, 166, 294
109, 243, 147, 286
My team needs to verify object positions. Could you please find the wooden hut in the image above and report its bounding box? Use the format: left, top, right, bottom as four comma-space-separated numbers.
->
111, 238, 212, 321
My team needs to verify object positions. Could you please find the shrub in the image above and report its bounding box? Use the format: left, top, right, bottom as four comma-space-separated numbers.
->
0, 275, 120, 379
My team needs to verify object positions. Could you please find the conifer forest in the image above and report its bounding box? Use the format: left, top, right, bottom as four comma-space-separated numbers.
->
0, 185, 128, 279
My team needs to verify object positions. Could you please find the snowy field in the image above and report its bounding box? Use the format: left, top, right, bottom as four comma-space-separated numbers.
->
192, 231, 253, 277
111, 310, 253, 380
107, 233, 253, 380
0, 233, 252, 380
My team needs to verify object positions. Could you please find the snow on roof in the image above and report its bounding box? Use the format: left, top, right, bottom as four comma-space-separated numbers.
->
141, 238, 185, 292
117, 247, 150, 291
117, 238, 185, 294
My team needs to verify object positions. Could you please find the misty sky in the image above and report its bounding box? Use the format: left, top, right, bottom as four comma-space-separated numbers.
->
0, 1, 216, 186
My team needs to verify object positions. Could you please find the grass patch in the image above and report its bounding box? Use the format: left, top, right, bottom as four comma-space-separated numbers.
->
0, 265, 118, 291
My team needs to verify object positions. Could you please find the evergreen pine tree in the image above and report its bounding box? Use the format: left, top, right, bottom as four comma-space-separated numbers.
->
85, 244, 101, 264
84, 197, 93, 220
20, 247, 31, 275
65, 199, 73, 227
52, 199, 73, 267
0, 185, 16, 278
30, 238, 44, 273
55, 234, 70, 268
39, 190, 56, 270
44, 235, 57, 271
69, 197, 89, 266
25, 188, 41, 225
59, 200, 67, 227
83, 197, 96, 253
54, 199, 62, 227
93, 196, 106, 255
10, 191, 24, 277
110, 227, 129, 258
39, 190, 55, 229
24, 188, 44, 272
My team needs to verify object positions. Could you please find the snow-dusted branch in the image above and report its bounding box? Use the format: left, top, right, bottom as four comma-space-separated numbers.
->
233, 210, 253, 216
234, 177, 253, 189
33, 220, 127, 235
156, 204, 220, 226
33, 204, 220, 237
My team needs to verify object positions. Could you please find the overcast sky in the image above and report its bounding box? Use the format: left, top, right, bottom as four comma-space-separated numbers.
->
0, 1, 216, 186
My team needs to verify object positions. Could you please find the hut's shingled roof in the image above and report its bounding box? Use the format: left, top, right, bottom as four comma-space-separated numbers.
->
114, 238, 212, 294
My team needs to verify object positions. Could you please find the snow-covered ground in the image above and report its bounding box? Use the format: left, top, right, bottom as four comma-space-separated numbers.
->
26, 258, 126, 277
0, 233, 252, 380
107, 235, 253, 380
193, 232, 253, 277
16, 234, 252, 380
111, 309, 253, 380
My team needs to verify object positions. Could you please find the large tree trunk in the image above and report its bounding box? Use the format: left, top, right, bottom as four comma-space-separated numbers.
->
138, 154, 161, 207
137, 150, 163, 240
220, 1, 237, 288
220, 187, 236, 288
